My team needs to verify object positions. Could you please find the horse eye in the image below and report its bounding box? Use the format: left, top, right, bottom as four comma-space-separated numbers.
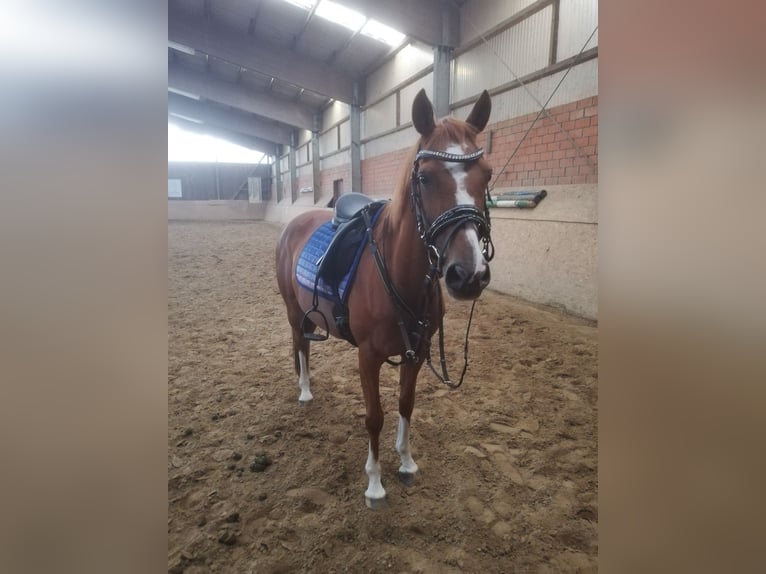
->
417, 172, 430, 185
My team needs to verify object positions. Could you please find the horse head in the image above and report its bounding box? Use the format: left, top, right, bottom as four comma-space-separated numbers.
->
410, 88, 494, 300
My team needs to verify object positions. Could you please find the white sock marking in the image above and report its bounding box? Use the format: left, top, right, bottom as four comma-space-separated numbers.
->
396, 415, 419, 474
364, 442, 386, 501
298, 350, 313, 403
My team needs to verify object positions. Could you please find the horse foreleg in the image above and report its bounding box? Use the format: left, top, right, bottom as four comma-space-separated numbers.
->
396, 361, 421, 485
359, 348, 386, 509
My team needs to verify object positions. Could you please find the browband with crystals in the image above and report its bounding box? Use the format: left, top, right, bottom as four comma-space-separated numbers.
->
414, 147, 484, 164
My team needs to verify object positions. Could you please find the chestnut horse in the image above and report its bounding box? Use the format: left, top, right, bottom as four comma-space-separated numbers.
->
276, 88, 494, 508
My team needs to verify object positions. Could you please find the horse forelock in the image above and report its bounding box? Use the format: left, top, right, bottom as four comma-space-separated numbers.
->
393, 118, 479, 202
429, 117, 479, 152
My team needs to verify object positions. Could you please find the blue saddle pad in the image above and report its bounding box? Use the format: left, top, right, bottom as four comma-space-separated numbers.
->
295, 221, 367, 303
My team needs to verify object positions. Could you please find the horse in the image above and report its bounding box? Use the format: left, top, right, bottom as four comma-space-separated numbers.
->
275, 88, 494, 508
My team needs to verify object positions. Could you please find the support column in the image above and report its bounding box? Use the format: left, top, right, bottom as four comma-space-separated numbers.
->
312, 113, 321, 204
350, 81, 362, 194
549, 0, 560, 66
274, 144, 282, 203
433, 45, 452, 119
214, 161, 221, 200
289, 130, 297, 203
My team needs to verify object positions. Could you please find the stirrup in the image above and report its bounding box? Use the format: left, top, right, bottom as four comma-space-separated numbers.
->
301, 308, 329, 341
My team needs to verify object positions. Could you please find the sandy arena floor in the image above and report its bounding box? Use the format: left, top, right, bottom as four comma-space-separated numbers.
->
168, 220, 597, 573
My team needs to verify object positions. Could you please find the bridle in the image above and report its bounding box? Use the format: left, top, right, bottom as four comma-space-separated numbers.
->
410, 147, 495, 271
362, 145, 495, 388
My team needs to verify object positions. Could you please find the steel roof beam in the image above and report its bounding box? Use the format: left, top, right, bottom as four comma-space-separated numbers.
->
169, 9, 356, 103
168, 64, 315, 131
168, 93, 292, 144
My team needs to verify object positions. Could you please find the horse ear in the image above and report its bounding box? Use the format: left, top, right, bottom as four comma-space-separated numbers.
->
465, 90, 491, 132
412, 89, 436, 137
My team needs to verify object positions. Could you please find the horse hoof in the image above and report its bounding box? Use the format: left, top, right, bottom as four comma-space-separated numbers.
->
365, 495, 387, 510
298, 399, 312, 407
398, 471, 418, 487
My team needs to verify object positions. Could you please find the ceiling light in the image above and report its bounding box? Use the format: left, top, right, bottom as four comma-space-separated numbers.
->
315, 0, 365, 32
168, 41, 195, 56
361, 19, 406, 47
168, 87, 201, 100
169, 112, 203, 124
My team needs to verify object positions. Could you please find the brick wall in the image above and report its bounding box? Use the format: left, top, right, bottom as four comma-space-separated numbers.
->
487, 96, 598, 187
320, 164, 351, 201
360, 148, 411, 198
317, 95, 597, 198
296, 174, 313, 191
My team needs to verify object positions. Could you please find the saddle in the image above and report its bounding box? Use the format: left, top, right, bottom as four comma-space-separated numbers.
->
316, 193, 376, 283
297, 193, 388, 344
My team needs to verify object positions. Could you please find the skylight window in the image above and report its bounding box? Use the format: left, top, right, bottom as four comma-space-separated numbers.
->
168, 123, 269, 164
169, 112, 203, 125
168, 87, 200, 100
281, 0, 317, 10
315, 0, 366, 32
360, 19, 406, 47
278, 0, 407, 46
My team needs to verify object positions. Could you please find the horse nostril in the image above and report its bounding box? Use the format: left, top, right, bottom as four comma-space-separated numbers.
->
445, 264, 468, 287
446, 264, 490, 298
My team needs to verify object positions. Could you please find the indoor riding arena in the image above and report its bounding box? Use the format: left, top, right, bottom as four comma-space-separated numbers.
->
168, 1, 598, 572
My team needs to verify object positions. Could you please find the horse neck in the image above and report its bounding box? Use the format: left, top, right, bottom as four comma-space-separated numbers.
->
378, 183, 431, 298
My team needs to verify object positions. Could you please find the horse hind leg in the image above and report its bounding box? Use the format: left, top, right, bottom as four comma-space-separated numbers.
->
292, 319, 316, 405
276, 232, 318, 406
396, 361, 421, 485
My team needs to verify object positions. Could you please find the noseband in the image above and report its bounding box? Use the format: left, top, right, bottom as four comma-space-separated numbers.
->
410, 147, 495, 272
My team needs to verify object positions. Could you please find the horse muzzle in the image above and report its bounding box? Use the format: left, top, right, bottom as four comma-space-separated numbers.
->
444, 262, 491, 300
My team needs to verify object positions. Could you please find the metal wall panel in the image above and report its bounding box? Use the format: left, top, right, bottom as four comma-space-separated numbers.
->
167, 162, 270, 201
321, 150, 348, 170
319, 129, 338, 156
452, 6, 552, 102
452, 58, 597, 123
460, 0, 537, 46
296, 129, 312, 147
362, 94, 397, 139
323, 100, 349, 127
362, 125, 417, 160
339, 120, 350, 149
557, 0, 598, 60
297, 164, 312, 178
399, 73, 433, 122
366, 42, 433, 103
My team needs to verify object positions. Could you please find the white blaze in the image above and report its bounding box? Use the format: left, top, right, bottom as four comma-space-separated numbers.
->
444, 144, 487, 275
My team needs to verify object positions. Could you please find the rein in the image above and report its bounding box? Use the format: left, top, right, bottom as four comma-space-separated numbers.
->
364, 146, 495, 388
